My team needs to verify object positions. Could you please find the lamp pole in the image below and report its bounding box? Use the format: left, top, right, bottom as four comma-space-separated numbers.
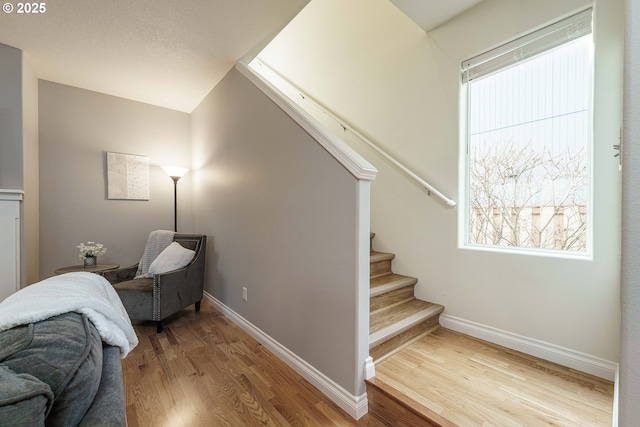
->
171, 176, 179, 232
162, 165, 190, 233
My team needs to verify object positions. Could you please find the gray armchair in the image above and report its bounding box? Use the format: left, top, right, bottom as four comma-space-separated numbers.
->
103, 234, 207, 333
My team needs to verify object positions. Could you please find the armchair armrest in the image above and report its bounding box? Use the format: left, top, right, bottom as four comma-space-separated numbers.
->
101, 265, 138, 284
152, 247, 206, 322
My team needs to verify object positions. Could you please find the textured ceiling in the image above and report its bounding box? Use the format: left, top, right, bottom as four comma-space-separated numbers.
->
0, 0, 482, 113
0, 0, 309, 112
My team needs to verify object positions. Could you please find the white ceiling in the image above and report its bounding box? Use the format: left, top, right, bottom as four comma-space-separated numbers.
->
390, 0, 485, 32
0, 0, 482, 113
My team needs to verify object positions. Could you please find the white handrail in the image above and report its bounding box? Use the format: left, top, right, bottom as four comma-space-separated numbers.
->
306, 95, 457, 207
236, 62, 377, 182
250, 60, 456, 208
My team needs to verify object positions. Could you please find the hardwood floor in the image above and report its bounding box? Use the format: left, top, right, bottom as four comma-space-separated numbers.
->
373, 328, 615, 427
122, 301, 614, 426
121, 300, 386, 427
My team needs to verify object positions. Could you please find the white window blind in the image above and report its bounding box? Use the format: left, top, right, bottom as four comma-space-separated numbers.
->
462, 8, 592, 83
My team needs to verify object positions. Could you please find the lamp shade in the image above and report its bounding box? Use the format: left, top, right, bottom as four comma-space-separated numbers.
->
162, 165, 189, 179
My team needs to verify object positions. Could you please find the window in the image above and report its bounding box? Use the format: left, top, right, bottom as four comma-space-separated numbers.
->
461, 9, 593, 254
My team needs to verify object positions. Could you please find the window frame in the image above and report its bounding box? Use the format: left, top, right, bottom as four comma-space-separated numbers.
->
458, 9, 595, 259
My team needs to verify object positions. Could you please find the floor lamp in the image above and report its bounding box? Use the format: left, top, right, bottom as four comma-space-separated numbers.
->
161, 165, 189, 232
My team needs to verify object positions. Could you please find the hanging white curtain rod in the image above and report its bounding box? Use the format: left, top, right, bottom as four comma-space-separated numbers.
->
251, 60, 456, 208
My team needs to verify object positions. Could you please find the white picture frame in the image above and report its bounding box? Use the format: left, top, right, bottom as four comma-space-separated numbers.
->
106, 152, 149, 200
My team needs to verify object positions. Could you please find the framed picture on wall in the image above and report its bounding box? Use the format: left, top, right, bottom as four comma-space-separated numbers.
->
106, 152, 149, 200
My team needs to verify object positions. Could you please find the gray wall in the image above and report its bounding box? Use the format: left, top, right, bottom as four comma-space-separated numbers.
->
22, 55, 39, 284
191, 67, 365, 395
0, 43, 39, 285
0, 43, 23, 189
620, 0, 640, 423
38, 81, 191, 279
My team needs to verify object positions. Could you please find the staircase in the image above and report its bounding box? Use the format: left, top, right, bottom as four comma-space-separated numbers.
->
369, 233, 444, 363
367, 233, 450, 426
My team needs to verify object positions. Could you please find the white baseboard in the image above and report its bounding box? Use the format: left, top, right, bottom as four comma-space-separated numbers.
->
440, 314, 618, 381
203, 292, 369, 419
364, 356, 376, 380
612, 365, 619, 426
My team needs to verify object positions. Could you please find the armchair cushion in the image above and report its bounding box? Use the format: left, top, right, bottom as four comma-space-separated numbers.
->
148, 242, 195, 276
111, 278, 154, 321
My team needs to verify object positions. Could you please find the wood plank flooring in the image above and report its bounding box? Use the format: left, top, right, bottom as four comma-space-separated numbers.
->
121, 300, 386, 427
373, 328, 615, 427
122, 300, 614, 426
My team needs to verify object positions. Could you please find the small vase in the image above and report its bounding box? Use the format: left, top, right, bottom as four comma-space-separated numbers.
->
84, 256, 97, 268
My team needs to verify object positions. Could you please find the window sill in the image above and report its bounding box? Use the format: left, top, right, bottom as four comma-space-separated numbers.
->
459, 243, 593, 261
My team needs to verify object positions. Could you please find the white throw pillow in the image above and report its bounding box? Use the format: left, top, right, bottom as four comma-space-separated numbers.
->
148, 242, 195, 275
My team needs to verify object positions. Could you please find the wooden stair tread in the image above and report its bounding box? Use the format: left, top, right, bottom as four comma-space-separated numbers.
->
370, 273, 417, 296
370, 300, 443, 339
370, 251, 395, 263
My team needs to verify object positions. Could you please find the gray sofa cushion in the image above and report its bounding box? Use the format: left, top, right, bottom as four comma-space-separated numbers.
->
0, 313, 105, 427
0, 366, 51, 426
79, 345, 126, 427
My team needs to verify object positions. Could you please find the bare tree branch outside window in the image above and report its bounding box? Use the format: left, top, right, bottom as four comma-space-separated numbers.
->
469, 139, 587, 252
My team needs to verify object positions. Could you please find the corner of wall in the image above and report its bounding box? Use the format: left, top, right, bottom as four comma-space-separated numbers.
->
22, 55, 39, 284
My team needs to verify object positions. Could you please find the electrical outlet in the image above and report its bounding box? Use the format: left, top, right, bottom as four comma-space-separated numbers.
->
242, 287, 247, 301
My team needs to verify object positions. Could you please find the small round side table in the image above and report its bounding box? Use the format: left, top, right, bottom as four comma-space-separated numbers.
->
54, 264, 120, 275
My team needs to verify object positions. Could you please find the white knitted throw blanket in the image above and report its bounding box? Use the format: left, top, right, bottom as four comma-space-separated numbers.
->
134, 230, 176, 278
0, 272, 139, 358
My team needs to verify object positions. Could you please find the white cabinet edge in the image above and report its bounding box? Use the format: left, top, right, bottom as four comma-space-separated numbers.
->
0, 189, 24, 201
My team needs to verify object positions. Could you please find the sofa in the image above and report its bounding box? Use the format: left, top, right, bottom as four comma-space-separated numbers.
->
0, 272, 138, 426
